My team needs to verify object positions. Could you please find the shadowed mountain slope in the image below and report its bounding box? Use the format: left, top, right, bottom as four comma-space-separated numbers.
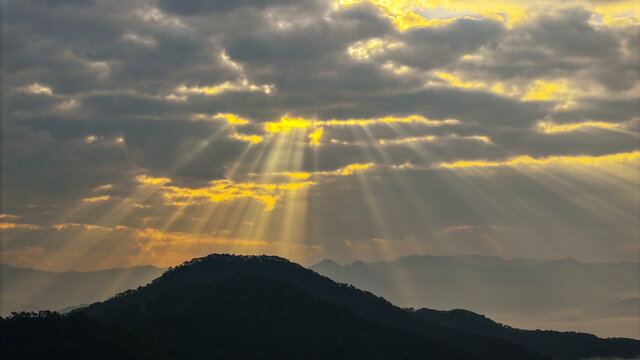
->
4, 254, 638, 359
3, 277, 469, 360
82, 254, 546, 360
412, 308, 640, 360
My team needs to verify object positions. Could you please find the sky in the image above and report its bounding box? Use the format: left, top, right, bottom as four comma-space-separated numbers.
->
1, 0, 639, 272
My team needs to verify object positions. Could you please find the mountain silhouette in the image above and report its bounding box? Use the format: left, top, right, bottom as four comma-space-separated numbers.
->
3, 277, 468, 360
2, 254, 638, 359
82, 254, 547, 360
413, 308, 640, 360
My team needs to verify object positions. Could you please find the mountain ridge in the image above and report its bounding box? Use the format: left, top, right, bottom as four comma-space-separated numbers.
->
310, 254, 640, 339
81, 254, 547, 360
3, 254, 638, 359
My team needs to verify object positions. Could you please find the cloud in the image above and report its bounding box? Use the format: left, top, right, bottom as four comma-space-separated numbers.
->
438, 151, 640, 169
82, 195, 111, 203
135, 174, 313, 211
157, 0, 321, 15
2, 0, 638, 268
0, 222, 42, 230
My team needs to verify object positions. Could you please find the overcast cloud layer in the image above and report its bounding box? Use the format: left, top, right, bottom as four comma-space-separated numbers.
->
1, 0, 639, 273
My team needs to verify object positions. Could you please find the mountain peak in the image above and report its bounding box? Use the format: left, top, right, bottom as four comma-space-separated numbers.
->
176, 253, 294, 267
349, 260, 368, 268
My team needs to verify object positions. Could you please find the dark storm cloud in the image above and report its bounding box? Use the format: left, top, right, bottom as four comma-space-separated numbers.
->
449, 8, 638, 92
157, 0, 324, 15
16, 117, 245, 182
487, 127, 639, 158
3, 0, 239, 97
552, 97, 639, 123
529, 8, 619, 58
315, 87, 548, 127
4, 91, 61, 115
2, 122, 133, 219
384, 18, 505, 70
223, 5, 393, 66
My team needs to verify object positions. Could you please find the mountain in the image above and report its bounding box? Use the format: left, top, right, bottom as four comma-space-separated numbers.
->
310, 255, 640, 338
3, 254, 638, 360
2, 278, 462, 360
413, 308, 640, 360
3, 254, 546, 360
0, 263, 165, 316
81, 254, 546, 360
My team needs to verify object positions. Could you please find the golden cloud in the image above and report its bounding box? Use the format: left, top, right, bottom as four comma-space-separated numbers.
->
173, 79, 274, 97
431, 72, 597, 108
21, 83, 53, 95
439, 151, 640, 169
536, 120, 624, 134
262, 115, 457, 147
308, 127, 323, 146
275, 163, 374, 179
379, 134, 490, 145
93, 184, 114, 192
136, 175, 313, 211
0, 222, 42, 230
190, 113, 250, 125
82, 195, 111, 203
231, 133, 264, 144
339, 0, 639, 30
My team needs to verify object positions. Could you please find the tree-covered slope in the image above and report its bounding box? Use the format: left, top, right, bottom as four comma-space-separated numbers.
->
412, 308, 640, 360
82, 254, 546, 360
3, 277, 471, 360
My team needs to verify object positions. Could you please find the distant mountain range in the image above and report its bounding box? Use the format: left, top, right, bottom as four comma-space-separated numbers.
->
0, 263, 165, 316
310, 254, 640, 338
2, 254, 639, 360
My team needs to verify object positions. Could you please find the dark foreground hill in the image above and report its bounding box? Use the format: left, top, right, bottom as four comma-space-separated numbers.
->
1, 277, 461, 360
1, 254, 542, 360
2, 254, 637, 359
82, 254, 546, 360
413, 308, 640, 360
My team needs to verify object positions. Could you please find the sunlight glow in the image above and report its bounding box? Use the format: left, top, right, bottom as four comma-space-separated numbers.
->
173, 79, 274, 97
82, 196, 111, 203
21, 83, 53, 95
231, 133, 264, 144
136, 175, 314, 211
431, 72, 593, 108
537, 120, 625, 134
347, 38, 404, 60
136, 175, 171, 185
338, 0, 639, 30
308, 127, 324, 145
265, 116, 314, 133
522, 80, 571, 101
0, 222, 41, 230
191, 113, 250, 125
